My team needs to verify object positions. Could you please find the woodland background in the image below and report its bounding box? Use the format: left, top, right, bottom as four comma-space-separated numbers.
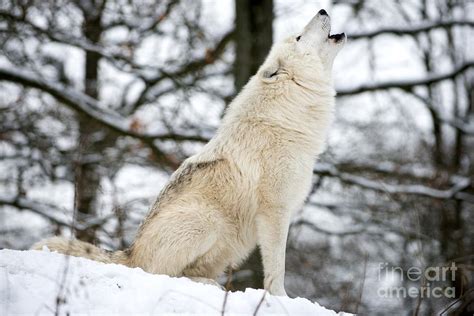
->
0, 0, 473, 314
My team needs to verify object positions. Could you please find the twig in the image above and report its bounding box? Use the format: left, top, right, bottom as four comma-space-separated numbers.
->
354, 253, 368, 314
54, 153, 82, 315
253, 290, 267, 316
221, 269, 233, 316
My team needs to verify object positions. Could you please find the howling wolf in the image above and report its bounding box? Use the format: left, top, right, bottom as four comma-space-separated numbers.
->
33, 9, 345, 296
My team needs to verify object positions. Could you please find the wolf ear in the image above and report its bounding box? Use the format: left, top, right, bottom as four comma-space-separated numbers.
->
260, 61, 285, 83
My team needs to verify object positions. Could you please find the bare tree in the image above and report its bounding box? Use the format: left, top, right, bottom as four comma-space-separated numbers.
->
0, 0, 233, 245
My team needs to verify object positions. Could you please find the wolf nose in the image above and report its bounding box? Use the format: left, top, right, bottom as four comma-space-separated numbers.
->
318, 9, 328, 16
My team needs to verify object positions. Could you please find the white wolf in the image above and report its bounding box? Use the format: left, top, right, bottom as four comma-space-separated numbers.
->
32, 9, 345, 296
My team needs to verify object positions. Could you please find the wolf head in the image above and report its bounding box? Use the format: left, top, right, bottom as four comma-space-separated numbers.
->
259, 9, 345, 89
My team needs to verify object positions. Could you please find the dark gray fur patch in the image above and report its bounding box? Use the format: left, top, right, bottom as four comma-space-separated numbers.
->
132, 159, 224, 242
85, 245, 93, 254
157, 159, 223, 202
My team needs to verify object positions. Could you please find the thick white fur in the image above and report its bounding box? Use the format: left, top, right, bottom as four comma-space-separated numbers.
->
32, 11, 345, 296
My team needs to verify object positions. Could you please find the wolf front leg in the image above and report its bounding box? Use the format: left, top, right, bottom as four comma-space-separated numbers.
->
256, 211, 291, 296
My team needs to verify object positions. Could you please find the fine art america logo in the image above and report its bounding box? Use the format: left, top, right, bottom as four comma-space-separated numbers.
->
377, 262, 457, 299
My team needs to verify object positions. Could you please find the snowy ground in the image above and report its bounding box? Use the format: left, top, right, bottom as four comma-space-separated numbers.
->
0, 249, 350, 315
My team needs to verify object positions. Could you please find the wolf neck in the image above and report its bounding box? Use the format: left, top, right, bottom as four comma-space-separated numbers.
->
214, 76, 335, 151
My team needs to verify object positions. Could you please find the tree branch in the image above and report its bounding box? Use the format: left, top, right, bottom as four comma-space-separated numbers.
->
0, 66, 209, 144
409, 91, 474, 136
292, 219, 366, 236
131, 30, 234, 109
314, 163, 473, 203
0, 66, 211, 169
0, 195, 110, 231
0, 11, 234, 90
337, 61, 474, 96
350, 20, 474, 40
0, 11, 128, 63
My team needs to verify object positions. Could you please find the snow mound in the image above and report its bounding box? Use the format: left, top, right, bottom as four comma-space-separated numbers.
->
0, 249, 350, 315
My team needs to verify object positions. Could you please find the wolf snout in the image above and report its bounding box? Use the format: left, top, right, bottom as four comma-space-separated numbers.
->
301, 9, 336, 43
313, 8, 331, 34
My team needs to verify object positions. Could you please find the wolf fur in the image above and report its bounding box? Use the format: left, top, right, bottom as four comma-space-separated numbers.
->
32, 10, 345, 296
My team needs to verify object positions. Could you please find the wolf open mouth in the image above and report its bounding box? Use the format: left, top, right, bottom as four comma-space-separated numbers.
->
328, 33, 345, 43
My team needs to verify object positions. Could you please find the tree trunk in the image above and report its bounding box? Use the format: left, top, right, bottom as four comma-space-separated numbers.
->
234, 0, 274, 91
75, 6, 105, 243
232, 0, 273, 291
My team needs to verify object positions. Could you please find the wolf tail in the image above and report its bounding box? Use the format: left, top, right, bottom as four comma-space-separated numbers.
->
31, 236, 129, 265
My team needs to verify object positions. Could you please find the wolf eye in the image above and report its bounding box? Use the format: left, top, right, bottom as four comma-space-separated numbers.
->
296, 35, 301, 41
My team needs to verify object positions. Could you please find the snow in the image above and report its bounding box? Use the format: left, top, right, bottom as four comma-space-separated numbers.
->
0, 249, 350, 315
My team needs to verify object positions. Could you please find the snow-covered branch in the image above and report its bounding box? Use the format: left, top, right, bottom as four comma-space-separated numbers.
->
0, 11, 234, 92
130, 30, 234, 109
350, 20, 474, 40
0, 195, 110, 231
337, 61, 474, 96
314, 163, 473, 203
0, 11, 128, 62
0, 66, 212, 168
